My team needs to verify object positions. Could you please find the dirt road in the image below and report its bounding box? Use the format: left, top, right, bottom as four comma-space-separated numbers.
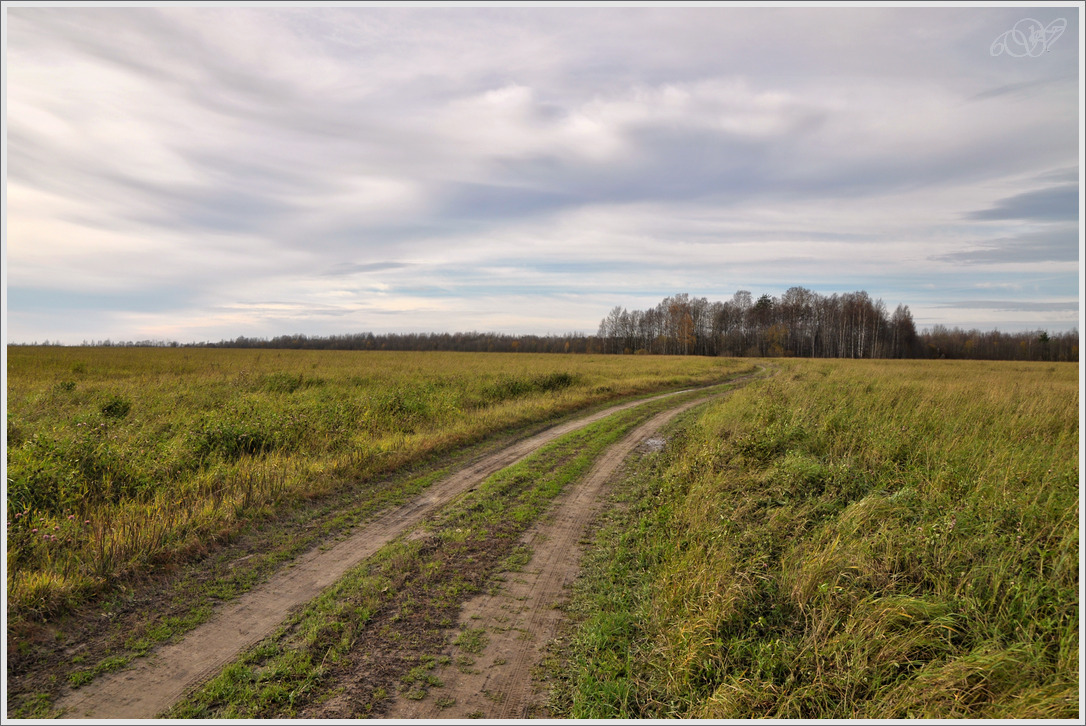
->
382, 396, 714, 719
55, 384, 728, 719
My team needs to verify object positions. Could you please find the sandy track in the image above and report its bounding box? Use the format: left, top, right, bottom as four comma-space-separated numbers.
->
384, 394, 719, 719
54, 385, 716, 719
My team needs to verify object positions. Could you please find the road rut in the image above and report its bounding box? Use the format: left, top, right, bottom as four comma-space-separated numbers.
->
384, 394, 721, 719
55, 385, 721, 719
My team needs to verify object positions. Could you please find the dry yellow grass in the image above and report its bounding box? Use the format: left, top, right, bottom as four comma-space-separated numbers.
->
555, 358, 1078, 719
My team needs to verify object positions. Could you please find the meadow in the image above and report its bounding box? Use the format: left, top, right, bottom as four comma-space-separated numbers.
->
5, 346, 741, 622
553, 359, 1079, 718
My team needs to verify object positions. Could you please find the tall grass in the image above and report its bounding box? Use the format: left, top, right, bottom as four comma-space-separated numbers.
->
6, 347, 744, 620
555, 359, 1078, 719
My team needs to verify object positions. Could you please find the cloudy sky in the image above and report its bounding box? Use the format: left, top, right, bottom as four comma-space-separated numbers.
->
4, 3, 1082, 344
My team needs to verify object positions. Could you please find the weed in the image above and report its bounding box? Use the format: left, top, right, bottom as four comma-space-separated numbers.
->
10, 692, 55, 719
502, 545, 533, 572
68, 655, 130, 688
453, 628, 489, 655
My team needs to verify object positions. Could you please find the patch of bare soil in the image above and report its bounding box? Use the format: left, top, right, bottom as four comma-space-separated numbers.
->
49, 386, 704, 719
381, 397, 714, 719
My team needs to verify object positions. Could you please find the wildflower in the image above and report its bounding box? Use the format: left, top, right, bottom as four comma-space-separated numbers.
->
68, 514, 76, 520
31, 528, 38, 533
84, 520, 91, 525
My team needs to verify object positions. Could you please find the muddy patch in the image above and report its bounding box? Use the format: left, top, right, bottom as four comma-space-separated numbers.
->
640, 436, 667, 453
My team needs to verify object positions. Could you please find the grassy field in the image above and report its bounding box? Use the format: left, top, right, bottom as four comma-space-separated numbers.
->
552, 359, 1079, 719
5, 347, 742, 621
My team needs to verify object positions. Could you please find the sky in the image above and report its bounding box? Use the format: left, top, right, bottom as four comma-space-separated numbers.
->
3, 2, 1082, 344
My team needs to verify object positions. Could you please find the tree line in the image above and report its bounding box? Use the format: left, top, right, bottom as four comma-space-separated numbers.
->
196, 331, 599, 354
596, 290, 1078, 361
55, 331, 597, 355
17, 288, 1077, 361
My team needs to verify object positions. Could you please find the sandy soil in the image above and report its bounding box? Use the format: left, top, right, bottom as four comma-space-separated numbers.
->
53, 386, 711, 719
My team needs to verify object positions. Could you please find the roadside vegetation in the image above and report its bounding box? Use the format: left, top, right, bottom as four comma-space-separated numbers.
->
552, 359, 1078, 718
6, 347, 740, 623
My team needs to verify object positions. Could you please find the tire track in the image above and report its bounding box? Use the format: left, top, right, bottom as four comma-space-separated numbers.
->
384, 390, 732, 719
54, 382, 737, 719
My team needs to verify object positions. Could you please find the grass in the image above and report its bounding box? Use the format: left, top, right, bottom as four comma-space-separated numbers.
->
163, 386, 728, 718
551, 359, 1079, 719
453, 628, 490, 655
6, 347, 744, 622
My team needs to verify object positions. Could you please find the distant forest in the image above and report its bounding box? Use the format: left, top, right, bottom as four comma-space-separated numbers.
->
593, 290, 1079, 361
35, 289, 1078, 362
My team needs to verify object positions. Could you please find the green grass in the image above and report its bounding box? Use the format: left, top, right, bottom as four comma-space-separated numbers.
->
6, 347, 745, 621
552, 359, 1078, 719
453, 628, 490, 655
67, 655, 130, 688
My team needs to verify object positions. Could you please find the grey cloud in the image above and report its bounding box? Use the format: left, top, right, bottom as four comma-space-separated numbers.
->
292, 223, 455, 262
96, 170, 301, 236
968, 185, 1079, 221
473, 127, 785, 211
1034, 166, 1079, 184
11, 10, 371, 147
435, 181, 580, 221
216, 301, 357, 317
322, 261, 414, 276
179, 150, 342, 200
939, 300, 1078, 312
175, 189, 300, 234
932, 228, 1079, 264
969, 75, 1071, 102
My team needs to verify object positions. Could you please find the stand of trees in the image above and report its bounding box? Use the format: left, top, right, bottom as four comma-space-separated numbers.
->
596, 290, 1078, 361
920, 325, 1078, 362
